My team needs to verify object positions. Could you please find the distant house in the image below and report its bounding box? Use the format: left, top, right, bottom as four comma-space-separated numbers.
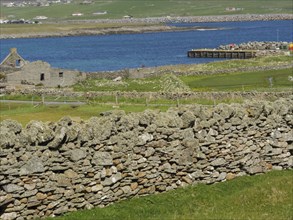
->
2, 2, 14, 7
123, 15, 133, 19
93, 11, 107, 15
0, 48, 86, 87
72, 12, 83, 16
225, 7, 244, 12
34, 16, 48, 20
80, 0, 92, 4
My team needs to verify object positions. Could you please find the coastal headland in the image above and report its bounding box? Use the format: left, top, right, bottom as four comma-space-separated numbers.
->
1, 14, 293, 39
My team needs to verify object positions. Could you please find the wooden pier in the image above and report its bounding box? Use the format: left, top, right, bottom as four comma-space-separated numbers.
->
187, 49, 257, 59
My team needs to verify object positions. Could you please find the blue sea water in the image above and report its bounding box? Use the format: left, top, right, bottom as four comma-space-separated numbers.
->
0, 20, 292, 72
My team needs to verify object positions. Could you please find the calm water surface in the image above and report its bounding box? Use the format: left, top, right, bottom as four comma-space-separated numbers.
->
0, 20, 292, 72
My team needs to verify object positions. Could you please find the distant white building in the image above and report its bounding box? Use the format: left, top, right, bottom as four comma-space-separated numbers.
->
93, 11, 107, 15
226, 7, 244, 12
81, 0, 92, 4
72, 13, 83, 16
34, 16, 48, 20
2, 2, 14, 7
123, 15, 133, 19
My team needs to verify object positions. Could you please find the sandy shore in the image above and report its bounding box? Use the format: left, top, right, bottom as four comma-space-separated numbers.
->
1, 14, 292, 39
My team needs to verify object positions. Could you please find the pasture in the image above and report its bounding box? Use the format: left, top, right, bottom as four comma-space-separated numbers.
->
1, 0, 292, 20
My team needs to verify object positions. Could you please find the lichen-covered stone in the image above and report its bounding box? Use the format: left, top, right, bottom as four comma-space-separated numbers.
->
92, 152, 113, 166
19, 157, 45, 175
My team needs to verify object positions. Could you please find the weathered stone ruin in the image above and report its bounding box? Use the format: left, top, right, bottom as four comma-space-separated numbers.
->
0, 49, 86, 88
0, 48, 26, 69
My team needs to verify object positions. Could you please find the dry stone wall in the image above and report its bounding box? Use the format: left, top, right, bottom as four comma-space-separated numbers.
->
2, 88, 293, 103
0, 98, 292, 220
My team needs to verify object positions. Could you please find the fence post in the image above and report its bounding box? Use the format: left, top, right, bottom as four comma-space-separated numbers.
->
115, 92, 119, 105
176, 93, 180, 107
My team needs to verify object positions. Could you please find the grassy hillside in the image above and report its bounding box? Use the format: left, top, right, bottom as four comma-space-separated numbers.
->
46, 170, 293, 220
1, 0, 292, 20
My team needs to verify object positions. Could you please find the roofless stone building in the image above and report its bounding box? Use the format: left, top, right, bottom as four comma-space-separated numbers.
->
0, 48, 86, 87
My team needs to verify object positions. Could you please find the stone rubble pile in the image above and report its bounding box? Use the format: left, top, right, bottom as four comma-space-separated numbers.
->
218, 41, 290, 50
217, 41, 291, 56
0, 98, 292, 219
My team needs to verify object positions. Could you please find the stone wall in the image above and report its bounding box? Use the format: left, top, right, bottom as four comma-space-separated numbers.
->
0, 98, 292, 220
2, 87, 293, 103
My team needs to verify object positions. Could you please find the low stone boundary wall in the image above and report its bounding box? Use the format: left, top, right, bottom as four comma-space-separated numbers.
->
1, 88, 293, 103
0, 98, 292, 219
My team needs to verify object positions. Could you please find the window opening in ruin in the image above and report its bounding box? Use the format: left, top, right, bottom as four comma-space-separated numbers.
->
40, 73, 45, 81
16, 59, 21, 67
59, 72, 63, 77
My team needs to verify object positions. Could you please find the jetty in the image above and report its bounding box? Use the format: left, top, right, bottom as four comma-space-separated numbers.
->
187, 49, 257, 59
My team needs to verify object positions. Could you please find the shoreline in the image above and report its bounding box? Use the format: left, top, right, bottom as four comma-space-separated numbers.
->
0, 25, 228, 39
1, 14, 292, 39
59, 13, 293, 24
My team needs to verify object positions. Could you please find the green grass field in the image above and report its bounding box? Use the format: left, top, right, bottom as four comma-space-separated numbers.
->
0, 102, 170, 125
73, 67, 293, 92
1, 0, 292, 20
180, 68, 293, 91
45, 170, 293, 220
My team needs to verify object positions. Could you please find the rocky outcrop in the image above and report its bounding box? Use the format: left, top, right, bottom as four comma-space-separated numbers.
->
0, 98, 292, 219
